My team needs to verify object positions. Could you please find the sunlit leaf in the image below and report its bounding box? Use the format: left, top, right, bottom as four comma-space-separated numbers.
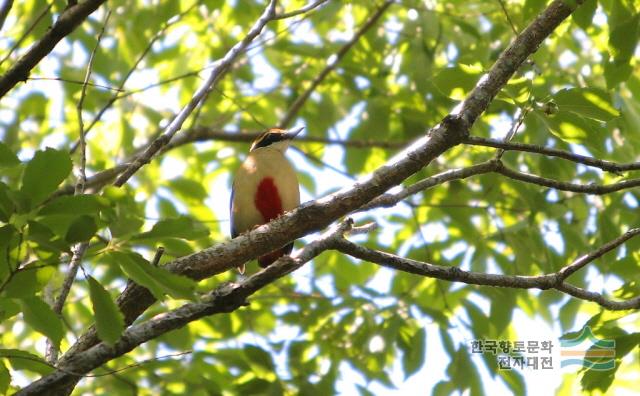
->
87, 276, 125, 346
20, 148, 72, 208
18, 297, 64, 346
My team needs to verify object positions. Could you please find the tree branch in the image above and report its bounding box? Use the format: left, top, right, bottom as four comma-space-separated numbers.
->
69, 2, 199, 154
0, 0, 13, 32
45, 12, 110, 363
359, 160, 499, 211
274, 0, 330, 20
112, 0, 277, 186
16, 220, 356, 395
329, 229, 640, 311
163, 127, 407, 152
0, 0, 107, 98
556, 228, 640, 282
496, 161, 640, 194
466, 135, 640, 173
47, 0, 584, 390
457, 0, 584, 125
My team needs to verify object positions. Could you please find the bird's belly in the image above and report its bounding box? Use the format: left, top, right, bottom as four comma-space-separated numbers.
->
231, 150, 300, 235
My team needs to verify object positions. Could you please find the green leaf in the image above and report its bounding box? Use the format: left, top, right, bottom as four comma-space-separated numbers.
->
398, 327, 426, 378
538, 110, 606, 151
18, 296, 64, 345
0, 142, 20, 168
87, 276, 125, 346
132, 216, 209, 241
0, 349, 54, 375
2, 269, 40, 298
604, 58, 633, 88
552, 88, 620, 122
167, 177, 208, 202
432, 65, 483, 99
20, 148, 72, 208
572, 0, 597, 29
244, 345, 275, 372
499, 370, 525, 395
39, 194, 110, 216
0, 361, 9, 395
609, 13, 640, 61
0, 183, 16, 221
109, 251, 195, 300
65, 214, 97, 243
0, 297, 20, 321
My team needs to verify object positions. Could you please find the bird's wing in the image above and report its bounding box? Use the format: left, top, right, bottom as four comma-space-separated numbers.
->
229, 184, 238, 238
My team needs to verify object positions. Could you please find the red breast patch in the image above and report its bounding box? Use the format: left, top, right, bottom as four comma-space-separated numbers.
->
255, 177, 283, 222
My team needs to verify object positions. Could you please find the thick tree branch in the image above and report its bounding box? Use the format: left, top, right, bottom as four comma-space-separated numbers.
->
0, 0, 107, 99
17, 220, 355, 395
277, 0, 394, 128
329, 229, 640, 311
457, 0, 584, 125
47, 0, 583, 390
466, 136, 640, 172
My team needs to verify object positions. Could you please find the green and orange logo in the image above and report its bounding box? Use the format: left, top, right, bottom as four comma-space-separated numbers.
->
560, 326, 616, 371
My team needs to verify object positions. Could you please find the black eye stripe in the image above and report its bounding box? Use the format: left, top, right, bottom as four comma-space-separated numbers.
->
251, 132, 286, 151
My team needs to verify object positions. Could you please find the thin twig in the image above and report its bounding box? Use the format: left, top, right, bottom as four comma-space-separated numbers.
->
496, 0, 518, 34
274, 0, 330, 19
556, 228, 640, 281
151, 247, 165, 267
69, 2, 199, 154
277, 0, 394, 128
360, 160, 499, 211
27, 77, 122, 92
466, 135, 640, 173
494, 105, 530, 160
45, 243, 88, 364
495, 162, 640, 194
45, 12, 110, 364
2, 351, 192, 378
75, 10, 110, 195
165, 127, 407, 151
329, 227, 640, 311
113, 0, 278, 187
52, 129, 404, 198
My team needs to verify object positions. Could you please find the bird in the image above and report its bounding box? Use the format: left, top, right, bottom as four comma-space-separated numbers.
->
230, 127, 302, 273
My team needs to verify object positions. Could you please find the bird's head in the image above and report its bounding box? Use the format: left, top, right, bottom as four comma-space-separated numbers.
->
250, 127, 303, 152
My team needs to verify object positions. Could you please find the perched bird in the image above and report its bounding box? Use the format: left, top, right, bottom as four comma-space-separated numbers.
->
230, 127, 302, 273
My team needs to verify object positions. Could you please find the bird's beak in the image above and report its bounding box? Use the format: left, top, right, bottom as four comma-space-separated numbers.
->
283, 127, 304, 140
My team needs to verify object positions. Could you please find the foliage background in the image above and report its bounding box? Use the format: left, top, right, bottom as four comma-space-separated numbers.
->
0, 0, 639, 394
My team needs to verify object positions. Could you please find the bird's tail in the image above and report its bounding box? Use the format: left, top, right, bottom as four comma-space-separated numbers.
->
237, 264, 246, 274
258, 242, 294, 268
